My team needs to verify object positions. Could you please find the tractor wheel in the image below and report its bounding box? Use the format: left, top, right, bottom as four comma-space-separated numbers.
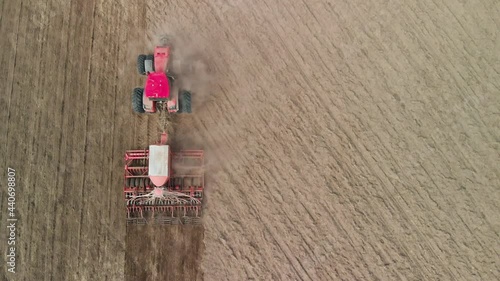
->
179, 91, 192, 114
132, 88, 145, 113
137, 54, 146, 75
135, 178, 141, 188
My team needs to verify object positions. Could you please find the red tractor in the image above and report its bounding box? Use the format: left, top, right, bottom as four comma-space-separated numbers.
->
132, 45, 192, 114
123, 133, 204, 224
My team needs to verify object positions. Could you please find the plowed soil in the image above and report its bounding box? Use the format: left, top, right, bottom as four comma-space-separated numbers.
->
1, 0, 499, 280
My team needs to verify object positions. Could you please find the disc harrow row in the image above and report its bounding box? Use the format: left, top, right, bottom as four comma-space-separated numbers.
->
126, 206, 202, 225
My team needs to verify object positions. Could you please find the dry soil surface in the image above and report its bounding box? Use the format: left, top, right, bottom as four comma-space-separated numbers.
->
1, 0, 499, 280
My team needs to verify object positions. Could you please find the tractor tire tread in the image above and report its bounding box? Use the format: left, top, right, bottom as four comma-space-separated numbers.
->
132, 88, 145, 113
179, 91, 192, 114
137, 54, 146, 75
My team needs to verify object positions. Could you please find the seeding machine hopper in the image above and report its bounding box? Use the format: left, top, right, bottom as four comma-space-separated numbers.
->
124, 133, 204, 225
132, 44, 192, 114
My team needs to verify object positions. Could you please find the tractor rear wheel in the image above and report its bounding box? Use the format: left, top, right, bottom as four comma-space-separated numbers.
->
179, 91, 192, 113
132, 88, 145, 113
137, 54, 146, 75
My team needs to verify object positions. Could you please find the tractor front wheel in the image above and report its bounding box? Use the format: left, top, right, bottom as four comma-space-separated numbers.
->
137, 55, 146, 75
132, 88, 145, 113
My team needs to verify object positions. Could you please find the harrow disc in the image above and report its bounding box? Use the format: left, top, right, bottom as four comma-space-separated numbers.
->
182, 216, 191, 224
192, 217, 202, 225
155, 216, 173, 225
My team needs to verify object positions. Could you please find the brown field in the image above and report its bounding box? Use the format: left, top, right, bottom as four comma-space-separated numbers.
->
1, 0, 499, 280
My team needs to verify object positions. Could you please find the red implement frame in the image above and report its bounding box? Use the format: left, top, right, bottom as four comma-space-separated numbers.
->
124, 149, 204, 225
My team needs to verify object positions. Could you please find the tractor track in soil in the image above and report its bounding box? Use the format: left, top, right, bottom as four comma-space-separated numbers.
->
1, 0, 499, 280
